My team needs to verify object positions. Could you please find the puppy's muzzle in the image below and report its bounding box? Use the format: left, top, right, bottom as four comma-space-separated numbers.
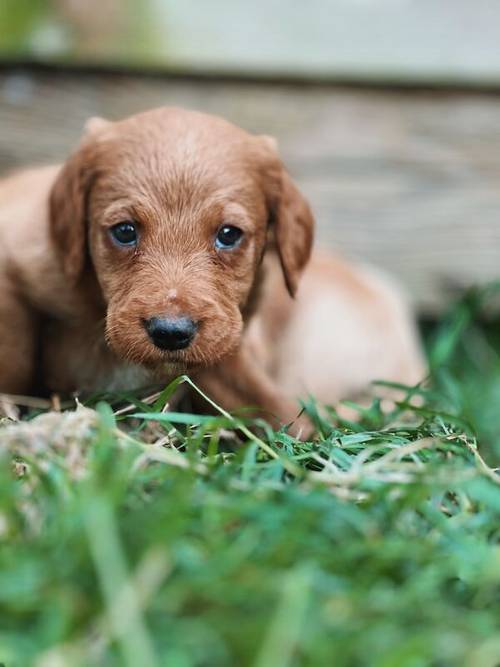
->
144, 316, 198, 351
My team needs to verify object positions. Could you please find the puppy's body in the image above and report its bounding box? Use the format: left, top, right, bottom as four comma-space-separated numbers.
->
0, 108, 424, 427
251, 252, 423, 405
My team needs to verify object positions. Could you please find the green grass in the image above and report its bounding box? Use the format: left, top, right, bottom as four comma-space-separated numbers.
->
0, 288, 499, 667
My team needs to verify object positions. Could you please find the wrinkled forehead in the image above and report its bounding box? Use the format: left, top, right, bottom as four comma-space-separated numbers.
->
90, 124, 267, 221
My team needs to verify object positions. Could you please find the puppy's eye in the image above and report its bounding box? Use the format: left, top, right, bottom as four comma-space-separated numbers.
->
215, 225, 243, 250
110, 221, 138, 246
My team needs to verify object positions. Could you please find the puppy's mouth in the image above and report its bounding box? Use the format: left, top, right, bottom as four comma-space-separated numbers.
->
140, 315, 241, 369
111, 332, 235, 370
148, 337, 237, 370
154, 349, 207, 370
105, 305, 242, 370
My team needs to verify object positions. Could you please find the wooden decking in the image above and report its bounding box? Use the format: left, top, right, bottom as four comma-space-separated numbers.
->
1, 68, 500, 312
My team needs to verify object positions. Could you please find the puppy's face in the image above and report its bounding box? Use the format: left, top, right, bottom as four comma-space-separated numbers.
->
50, 108, 313, 371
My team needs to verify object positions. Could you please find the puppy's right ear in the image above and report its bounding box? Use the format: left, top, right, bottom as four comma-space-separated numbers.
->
49, 142, 98, 283
50, 117, 112, 282
84, 116, 111, 136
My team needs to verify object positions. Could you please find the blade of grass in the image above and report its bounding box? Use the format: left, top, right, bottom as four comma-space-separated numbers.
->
253, 564, 312, 667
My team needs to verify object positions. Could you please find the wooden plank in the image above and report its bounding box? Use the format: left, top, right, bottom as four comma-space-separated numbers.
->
1, 69, 500, 312
2, 0, 500, 86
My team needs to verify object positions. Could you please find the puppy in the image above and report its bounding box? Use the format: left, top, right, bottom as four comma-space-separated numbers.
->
0, 107, 424, 430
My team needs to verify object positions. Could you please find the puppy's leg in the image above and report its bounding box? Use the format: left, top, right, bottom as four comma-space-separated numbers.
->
0, 285, 37, 395
193, 347, 310, 437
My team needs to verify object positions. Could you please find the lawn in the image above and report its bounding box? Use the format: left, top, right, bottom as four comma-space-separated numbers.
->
0, 286, 499, 667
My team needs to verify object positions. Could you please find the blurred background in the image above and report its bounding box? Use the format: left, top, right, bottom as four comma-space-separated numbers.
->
2, 0, 500, 314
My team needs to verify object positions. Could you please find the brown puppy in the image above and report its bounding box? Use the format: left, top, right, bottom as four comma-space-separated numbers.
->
0, 107, 424, 430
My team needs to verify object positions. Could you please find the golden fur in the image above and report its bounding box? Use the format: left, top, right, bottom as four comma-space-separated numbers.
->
0, 107, 424, 432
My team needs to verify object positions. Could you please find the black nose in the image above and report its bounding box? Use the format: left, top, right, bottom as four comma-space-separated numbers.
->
144, 316, 198, 351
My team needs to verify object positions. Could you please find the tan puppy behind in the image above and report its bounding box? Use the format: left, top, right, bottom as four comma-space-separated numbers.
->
0, 107, 424, 430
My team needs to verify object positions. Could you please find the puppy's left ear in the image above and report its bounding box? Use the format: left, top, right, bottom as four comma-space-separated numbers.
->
262, 137, 314, 297
274, 171, 314, 296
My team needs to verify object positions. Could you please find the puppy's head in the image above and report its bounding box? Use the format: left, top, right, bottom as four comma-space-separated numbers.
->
50, 107, 314, 370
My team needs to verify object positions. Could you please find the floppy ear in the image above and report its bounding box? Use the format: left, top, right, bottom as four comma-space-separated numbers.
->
49, 142, 97, 283
259, 135, 314, 296
84, 116, 111, 135
272, 167, 315, 297
49, 117, 111, 282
